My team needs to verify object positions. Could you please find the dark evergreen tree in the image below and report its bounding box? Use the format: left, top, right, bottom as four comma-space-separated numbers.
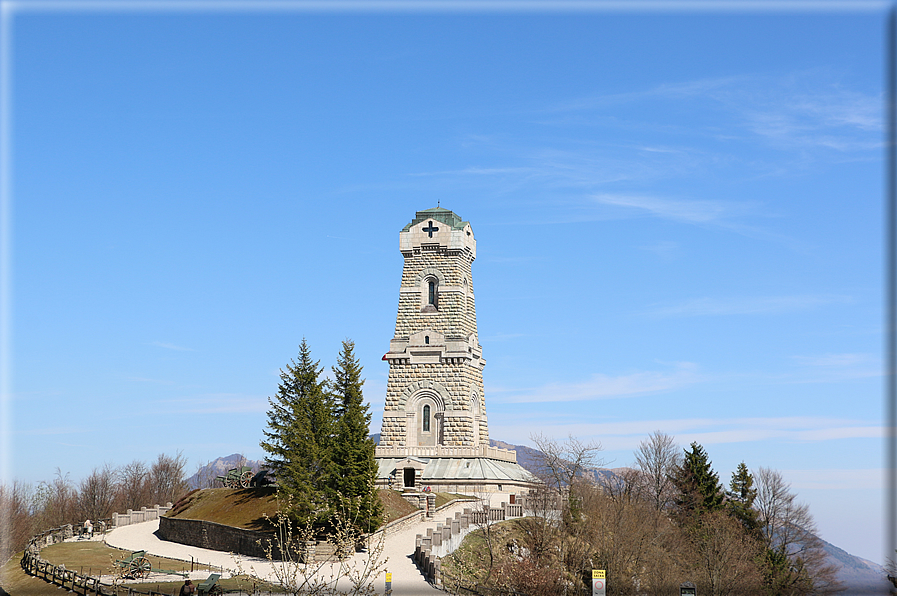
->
260, 339, 333, 525
672, 442, 724, 522
727, 461, 760, 536
328, 339, 383, 533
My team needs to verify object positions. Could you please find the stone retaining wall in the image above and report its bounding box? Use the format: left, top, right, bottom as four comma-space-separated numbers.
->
158, 516, 274, 559
157, 516, 340, 563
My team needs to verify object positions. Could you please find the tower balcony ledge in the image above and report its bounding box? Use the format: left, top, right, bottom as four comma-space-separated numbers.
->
374, 444, 517, 464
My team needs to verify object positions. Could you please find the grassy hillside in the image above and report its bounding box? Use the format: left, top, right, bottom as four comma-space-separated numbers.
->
440, 519, 526, 593
165, 487, 449, 529
166, 487, 279, 531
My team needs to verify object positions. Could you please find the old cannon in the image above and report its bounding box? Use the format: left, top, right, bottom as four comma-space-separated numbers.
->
216, 466, 254, 489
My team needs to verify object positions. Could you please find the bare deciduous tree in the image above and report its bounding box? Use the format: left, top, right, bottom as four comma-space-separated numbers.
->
36, 468, 76, 529
517, 483, 561, 564
149, 451, 188, 506
530, 433, 604, 493
0, 481, 35, 564
116, 459, 150, 511
685, 510, 762, 596
528, 434, 605, 593
254, 496, 388, 596
754, 467, 842, 595
634, 430, 681, 512
77, 464, 119, 522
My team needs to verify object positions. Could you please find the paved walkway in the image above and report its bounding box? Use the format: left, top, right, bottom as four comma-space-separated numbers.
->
103, 502, 472, 595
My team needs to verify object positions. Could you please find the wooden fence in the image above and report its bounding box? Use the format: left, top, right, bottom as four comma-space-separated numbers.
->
19, 512, 226, 596
21, 548, 176, 596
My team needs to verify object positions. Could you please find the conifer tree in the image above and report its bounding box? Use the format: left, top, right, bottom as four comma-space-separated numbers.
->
727, 461, 760, 536
260, 339, 333, 525
672, 442, 724, 521
328, 339, 383, 534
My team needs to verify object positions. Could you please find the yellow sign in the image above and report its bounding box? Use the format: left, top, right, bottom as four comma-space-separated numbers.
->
385, 572, 392, 582
593, 570, 606, 579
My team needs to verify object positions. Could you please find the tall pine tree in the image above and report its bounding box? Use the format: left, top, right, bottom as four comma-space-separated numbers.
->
260, 339, 334, 525
328, 339, 383, 533
672, 442, 724, 522
727, 461, 760, 536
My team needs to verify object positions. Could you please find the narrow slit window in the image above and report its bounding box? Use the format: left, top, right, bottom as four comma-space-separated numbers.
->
423, 405, 431, 432
425, 335, 430, 345
428, 281, 436, 306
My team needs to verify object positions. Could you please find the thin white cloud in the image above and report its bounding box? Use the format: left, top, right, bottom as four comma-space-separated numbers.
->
488, 415, 881, 452
646, 294, 852, 317
161, 394, 267, 414
555, 71, 881, 154
150, 341, 196, 352
408, 166, 532, 177
591, 192, 809, 249
774, 353, 882, 384
16, 426, 84, 436
492, 362, 701, 403
593, 193, 754, 223
741, 87, 882, 151
792, 353, 874, 367
639, 240, 680, 260
782, 468, 881, 491
126, 376, 173, 384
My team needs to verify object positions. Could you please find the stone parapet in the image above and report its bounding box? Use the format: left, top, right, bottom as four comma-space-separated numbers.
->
413, 502, 525, 587
375, 444, 516, 463
111, 504, 172, 528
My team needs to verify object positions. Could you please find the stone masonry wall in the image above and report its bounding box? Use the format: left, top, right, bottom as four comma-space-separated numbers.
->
394, 249, 476, 340
381, 361, 488, 447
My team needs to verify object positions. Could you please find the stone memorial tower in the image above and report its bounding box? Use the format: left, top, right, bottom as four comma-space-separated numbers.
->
375, 207, 534, 495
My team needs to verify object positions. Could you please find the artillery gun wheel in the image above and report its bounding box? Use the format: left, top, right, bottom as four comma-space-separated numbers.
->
240, 470, 253, 488
208, 584, 224, 596
130, 556, 151, 579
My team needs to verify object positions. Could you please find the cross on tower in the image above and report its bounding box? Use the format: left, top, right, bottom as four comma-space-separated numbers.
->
423, 221, 439, 238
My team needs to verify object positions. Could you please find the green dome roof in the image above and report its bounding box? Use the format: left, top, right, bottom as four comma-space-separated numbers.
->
401, 207, 469, 232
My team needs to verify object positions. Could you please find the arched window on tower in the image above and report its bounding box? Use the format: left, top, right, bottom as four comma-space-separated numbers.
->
421, 274, 439, 313
423, 405, 431, 432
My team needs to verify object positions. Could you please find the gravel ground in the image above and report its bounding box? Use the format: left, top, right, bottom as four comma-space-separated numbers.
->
103, 502, 473, 595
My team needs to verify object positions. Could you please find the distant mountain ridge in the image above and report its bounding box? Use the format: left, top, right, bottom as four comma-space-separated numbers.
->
187, 440, 891, 592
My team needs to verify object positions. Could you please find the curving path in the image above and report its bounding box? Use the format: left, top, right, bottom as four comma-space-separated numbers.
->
104, 502, 472, 595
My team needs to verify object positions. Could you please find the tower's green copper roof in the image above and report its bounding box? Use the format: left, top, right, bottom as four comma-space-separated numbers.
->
401, 207, 469, 232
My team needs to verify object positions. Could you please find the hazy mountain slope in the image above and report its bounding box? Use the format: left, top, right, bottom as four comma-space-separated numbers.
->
819, 535, 891, 594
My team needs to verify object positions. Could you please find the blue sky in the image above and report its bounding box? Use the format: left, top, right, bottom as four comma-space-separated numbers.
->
1, 1, 889, 565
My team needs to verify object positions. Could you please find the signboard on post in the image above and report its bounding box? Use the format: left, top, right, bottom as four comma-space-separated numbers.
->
385, 572, 392, 595
592, 569, 606, 596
